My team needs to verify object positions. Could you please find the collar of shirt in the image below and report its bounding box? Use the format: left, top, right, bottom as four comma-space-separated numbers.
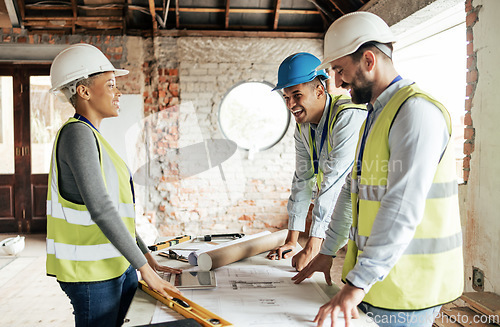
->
367, 78, 415, 131
309, 93, 332, 131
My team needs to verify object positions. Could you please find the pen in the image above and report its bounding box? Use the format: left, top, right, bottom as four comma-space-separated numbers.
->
148, 235, 191, 251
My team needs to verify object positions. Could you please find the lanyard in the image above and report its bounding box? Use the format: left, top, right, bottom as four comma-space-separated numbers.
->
356, 75, 402, 175
74, 113, 136, 204
310, 100, 331, 175
74, 114, 99, 133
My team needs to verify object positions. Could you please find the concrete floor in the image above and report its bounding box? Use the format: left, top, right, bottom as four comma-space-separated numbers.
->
0, 233, 74, 327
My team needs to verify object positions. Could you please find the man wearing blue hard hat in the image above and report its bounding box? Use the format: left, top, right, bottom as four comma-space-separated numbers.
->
267, 52, 366, 271
292, 12, 463, 327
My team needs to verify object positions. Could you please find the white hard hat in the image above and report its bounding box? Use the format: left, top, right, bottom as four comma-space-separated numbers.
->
50, 43, 129, 101
317, 12, 396, 70
0, 235, 25, 255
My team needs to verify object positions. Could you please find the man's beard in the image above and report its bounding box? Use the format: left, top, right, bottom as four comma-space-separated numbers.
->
350, 67, 373, 104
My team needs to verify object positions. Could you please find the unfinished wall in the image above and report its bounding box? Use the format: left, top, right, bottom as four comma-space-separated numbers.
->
0, 27, 325, 238
144, 37, 323, 236
463, 0, 500, 294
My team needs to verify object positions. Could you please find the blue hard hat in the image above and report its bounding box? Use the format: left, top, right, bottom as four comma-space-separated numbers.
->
272, 52, 329, 91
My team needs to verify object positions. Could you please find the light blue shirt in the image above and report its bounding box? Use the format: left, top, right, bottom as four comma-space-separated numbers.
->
320, 79, 450, 292
287, 94, 367, 239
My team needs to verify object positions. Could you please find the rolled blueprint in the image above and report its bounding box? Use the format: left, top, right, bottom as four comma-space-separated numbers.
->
197, 229, 288, 270
188, 231, 270, 266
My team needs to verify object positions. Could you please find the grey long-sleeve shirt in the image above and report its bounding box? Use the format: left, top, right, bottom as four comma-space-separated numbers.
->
57, 121, 148, 270
320, 79, 450, 292
288, 94, 367, 238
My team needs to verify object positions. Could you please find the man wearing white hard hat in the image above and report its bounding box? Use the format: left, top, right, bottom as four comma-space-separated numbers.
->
292, 12, 463, 327
267, 52, 366, 271
46, 43, 182, 327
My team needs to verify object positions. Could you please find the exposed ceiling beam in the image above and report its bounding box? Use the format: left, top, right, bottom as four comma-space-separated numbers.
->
71, 0, 77, 34
273, 0, 281, 30
16, 0, 25, 22
225, 0, 230, 29
158, 29, 323, 38
165, 7, 319, 15
147, 0, 157, 34
175, 0, 179, 29
308, 1, 331, 28
327, 0, 345, 15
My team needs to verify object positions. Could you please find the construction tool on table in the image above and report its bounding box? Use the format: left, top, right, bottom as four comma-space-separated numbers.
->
149, 235, 192, 251
138, 280, 233, 327
195, 233, 244, 242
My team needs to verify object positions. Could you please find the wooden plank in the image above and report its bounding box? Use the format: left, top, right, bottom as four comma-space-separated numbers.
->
437, 305, 498, 326
328, 0, 344, 15
175, 0, 179, 29
25, 16, 123, 21
71, 0, 77, 35
462, 292, 500, 317
164, 7, 319, 15
158, 29, 323, 38
16, 0, 25, 20
273, 0, 281, 30
147, 0, 157, 33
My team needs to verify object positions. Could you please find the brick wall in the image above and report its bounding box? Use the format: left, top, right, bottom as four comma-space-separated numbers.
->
146, 37, 324, 236
464, 0, 478, 183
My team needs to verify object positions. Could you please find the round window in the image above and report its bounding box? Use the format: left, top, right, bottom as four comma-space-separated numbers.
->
218, 81, 290, 152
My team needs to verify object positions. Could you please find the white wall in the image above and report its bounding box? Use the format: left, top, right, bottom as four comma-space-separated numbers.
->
464, 0, 500, 293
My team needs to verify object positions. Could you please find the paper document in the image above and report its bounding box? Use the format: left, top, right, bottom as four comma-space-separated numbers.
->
151, 257, 376, 326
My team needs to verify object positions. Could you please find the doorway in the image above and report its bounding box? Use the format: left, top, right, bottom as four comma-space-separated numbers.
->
0, 64, 73, 233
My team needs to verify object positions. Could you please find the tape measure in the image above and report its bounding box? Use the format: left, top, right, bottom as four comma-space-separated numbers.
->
138, 280, 233, 327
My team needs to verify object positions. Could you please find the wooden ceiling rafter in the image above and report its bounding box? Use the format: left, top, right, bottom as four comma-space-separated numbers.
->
162, 7, 319, 15
147, 0, 157, 34
157, 29, 323, 39
308, 0, 331, 28
273, 0, 281, 31
16, 0, 25, 22
16, 0, 366, 36
175, 0, 179, 29
224, 0, 230, 29
70, 0, 77, 34
328, 0, 345, 15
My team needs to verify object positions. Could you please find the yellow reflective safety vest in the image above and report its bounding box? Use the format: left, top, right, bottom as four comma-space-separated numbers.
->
298, 94, 366, 189
342, 84, 463, 310
46, 118, 136, 282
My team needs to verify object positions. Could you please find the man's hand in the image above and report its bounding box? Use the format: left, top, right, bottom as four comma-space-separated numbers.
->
267, 230, 299, 260
292, 253, 333, 285
313, 284, 365, 327
267, 242, 296, 260
291, 236, 323, 271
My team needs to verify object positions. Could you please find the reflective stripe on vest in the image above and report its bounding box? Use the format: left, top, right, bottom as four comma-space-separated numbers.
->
46, 118, 136, 282
298, 94, 366, 188
342, 84, 464, 310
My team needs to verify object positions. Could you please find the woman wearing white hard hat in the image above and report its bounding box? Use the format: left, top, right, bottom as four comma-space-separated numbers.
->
293, 12, 463, 327
46, 43, 181, 327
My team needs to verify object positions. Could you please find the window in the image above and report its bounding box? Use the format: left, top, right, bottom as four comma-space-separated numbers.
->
218, 81, 290, 155
393, 3, 466, 182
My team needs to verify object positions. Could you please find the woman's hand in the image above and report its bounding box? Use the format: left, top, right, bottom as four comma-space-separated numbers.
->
145, 252, 182, 274
138, 262, 182, 299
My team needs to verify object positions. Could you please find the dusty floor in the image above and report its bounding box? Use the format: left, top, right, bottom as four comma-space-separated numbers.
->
0, 233, 74, 327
